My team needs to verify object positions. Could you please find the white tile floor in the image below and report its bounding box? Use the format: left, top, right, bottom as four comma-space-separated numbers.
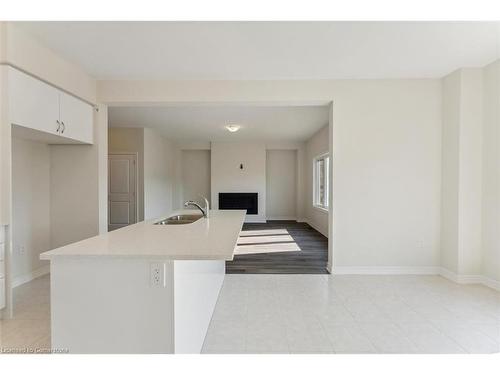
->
202, 275, 500, 354
0, 274, 51, 354
0, 273, 499, 354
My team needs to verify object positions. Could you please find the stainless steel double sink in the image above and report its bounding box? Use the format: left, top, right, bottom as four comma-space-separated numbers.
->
154, 214, 203, 225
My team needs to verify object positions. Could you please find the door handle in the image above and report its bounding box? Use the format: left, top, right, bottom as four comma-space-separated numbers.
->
61, 121, 66, 134
56, 120, 61, 132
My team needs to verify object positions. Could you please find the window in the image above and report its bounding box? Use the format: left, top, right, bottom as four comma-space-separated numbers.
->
313, 153, 330, 210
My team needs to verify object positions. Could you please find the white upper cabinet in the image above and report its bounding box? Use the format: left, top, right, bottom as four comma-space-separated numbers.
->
7, 67, 94, 144
59, 91, 94, 144
8, 67, 60, 136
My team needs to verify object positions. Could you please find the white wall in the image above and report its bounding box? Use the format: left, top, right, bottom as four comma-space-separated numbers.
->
458, 69, 483, 276
441, 68, 484, 277
143, 128, 176, 220
170, 142, 211, 210
50, 144, 99, 249
11, 137, 50, 280
266, 149, 297, 220
181, 150, 211, 206
481, 60, 500, 283
211, 142, 266, 222
264, 141, 307, 221
332, 82, 442, 268
304, 125, 329, 237
441, 71, 461, 273
11, 136, 101, 284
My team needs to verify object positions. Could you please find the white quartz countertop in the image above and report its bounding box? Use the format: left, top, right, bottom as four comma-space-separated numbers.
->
40, 209, 246, 260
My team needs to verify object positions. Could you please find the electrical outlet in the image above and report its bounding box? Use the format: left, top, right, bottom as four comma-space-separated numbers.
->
150, 263, 163, 287
19, 245, 26, 254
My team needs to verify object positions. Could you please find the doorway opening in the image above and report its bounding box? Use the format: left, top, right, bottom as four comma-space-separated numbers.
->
106, 101, 334, 274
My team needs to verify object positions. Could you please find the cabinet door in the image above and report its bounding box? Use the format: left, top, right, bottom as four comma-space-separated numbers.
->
8, 67, 60, 135
59, 92, 94, 144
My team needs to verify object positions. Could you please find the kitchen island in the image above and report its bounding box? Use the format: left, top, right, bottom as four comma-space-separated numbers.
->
40, 209, 246, 354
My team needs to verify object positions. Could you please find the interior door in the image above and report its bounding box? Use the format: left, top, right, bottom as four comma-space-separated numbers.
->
108, 154, 137, 231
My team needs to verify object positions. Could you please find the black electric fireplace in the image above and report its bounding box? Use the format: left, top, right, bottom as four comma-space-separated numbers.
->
218, 193, 258, 215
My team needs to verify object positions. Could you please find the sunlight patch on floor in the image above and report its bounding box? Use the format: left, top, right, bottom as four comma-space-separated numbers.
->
237, 234, 295, 245
234, 242, 301, 255
235, 229, 302, 255
239, 228, 290, 236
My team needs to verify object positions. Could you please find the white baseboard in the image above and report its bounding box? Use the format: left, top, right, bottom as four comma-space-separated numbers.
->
303, 220, 328, 238
294, 218, 329, 238
332, 266, 441, 275
12, 265, 50, 288
439, 267, 500, 291
331, 266, 499, 291
326, 262, 333, 274
481, 276, 500, 291
266, 216, 297, 221
438, 267, 482, 284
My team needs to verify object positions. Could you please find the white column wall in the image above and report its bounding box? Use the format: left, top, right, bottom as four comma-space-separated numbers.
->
143, 128, 176, 220
441, 63, 500, 286
458, 69, 483, 276
481, 60, 500, 284
96, 104, 108, 234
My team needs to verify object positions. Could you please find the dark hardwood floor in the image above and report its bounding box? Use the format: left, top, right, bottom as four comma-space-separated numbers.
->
226, 220, 329, 274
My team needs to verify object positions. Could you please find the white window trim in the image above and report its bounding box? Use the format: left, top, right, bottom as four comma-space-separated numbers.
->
313, 152, 330, 212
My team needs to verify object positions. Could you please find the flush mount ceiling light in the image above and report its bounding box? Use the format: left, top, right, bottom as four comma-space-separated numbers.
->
225, 124, 241, 133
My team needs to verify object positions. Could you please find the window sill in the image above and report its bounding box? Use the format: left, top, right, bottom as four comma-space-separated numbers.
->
313, 205, 329, 214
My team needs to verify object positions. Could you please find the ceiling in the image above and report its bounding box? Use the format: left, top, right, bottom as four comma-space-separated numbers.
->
108, 105, 329, 142
17, 21, 499, 80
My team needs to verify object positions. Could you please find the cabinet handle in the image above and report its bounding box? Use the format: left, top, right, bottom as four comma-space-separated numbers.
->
56, 120, 61, 132
61, 121, 66, 134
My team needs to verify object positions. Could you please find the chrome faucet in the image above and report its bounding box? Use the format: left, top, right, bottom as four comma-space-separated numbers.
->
184, 196, 210, 218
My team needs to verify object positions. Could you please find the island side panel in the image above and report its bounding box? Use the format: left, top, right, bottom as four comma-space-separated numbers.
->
50, 258, 175, 353
173, 260, 225, 353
